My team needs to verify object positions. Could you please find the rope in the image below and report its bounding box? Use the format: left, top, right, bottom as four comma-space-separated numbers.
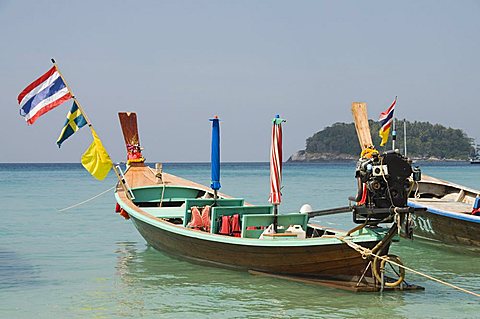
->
336, 235, 480, 298
352, 155, 478, 295
147, 166, 166, 207
57, 186, 115, 212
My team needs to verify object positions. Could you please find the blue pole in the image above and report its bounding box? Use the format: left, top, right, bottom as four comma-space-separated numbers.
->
210, 116, 221, 197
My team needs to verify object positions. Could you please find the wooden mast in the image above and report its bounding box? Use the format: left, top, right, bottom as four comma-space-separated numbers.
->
351, 102, 373, 150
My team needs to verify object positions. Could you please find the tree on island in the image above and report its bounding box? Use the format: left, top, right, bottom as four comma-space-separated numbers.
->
302, 120, 474, 160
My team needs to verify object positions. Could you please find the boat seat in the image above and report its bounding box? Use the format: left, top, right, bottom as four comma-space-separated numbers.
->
141, 207, 186, 219
132, 185, 201, 203
210, 205, 273, 234
183, 198, 245, 227
242, 213, 308, 239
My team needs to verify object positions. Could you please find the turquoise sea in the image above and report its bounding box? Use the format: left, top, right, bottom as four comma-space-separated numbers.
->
1, 162, 479, 318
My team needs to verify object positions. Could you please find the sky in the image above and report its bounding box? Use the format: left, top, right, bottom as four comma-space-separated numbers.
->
1, 0, 480, 163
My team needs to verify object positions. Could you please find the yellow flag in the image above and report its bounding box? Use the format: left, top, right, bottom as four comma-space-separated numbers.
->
81, 128, 113, 180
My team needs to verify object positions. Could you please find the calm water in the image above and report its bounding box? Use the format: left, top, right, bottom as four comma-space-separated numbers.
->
0, 162, 479, 318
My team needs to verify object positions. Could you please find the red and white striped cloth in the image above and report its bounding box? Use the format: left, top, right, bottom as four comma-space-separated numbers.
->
269, 117, 285, 205
17, 66, 72, 125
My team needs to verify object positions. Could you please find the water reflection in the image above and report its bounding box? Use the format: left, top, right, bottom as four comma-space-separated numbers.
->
114, 242, 413, 319
0, 249, 41, 290
392, 240, 480, 295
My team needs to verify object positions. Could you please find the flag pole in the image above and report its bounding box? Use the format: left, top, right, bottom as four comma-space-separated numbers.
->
404, 119, 407, 157
51, 58, 114, 181
50, 58, 93, 127
392, 118, 396, 151
391, 96, 398, 151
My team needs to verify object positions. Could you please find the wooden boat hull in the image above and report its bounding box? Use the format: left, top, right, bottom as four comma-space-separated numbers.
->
408, 201, 480, 249
129, 214, 380, 281
408, 175, 480, 250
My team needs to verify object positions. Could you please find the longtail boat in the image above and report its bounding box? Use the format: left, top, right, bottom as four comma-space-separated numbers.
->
408, 174, 480, 251
114, 112, 421, 292
350, 101, 480, 252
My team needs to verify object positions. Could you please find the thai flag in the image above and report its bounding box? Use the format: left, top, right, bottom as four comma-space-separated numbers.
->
17, 66, 72, 125
378, 97, 397, 146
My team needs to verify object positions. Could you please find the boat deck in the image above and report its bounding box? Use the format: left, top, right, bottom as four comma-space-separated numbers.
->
119, 163, 231, 197
409, 198, 472, 214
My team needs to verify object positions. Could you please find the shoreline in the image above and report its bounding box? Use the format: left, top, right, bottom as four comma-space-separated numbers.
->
287, 150, 471, 163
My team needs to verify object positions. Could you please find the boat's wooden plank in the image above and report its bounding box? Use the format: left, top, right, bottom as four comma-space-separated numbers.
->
123, 165, 231, 198
118, 112, 141, 147
248, 270, 424, 292
420, 174, 480, 198
141, 207, 185, 219
351, 102, 373, 150
249, 270, 374, 292
410, 198, 472, 214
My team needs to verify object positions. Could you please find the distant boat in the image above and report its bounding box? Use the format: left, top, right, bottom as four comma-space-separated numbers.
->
113, 112, 420, 292
470, 160, 480, 164
408, 174, 480, 251
469, 144, 480, 164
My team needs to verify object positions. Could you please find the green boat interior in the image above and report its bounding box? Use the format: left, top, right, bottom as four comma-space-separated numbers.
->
130, 185, 338, 239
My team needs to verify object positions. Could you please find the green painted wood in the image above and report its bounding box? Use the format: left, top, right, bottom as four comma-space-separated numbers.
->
244, 229, 265, 239
210, 205, 273, 234
242, 213, 308, 238
183, 198, 245, 227
141, 207, 186, 219
278, 213, 309, 231
132, 185, 201, 203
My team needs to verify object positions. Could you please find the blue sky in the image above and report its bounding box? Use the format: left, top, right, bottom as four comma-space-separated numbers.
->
2, 0, 479, 162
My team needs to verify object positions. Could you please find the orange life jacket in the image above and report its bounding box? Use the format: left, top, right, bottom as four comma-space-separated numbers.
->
219, 215, 231, 235
201, 206, 211, 232
119, 209, 130, 220
231, 214, 241, 237
189, 207, 204, 229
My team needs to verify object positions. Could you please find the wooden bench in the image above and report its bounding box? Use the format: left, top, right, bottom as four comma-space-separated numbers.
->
241, 213, 308, 239
183, 198, 245, 227
132, 185, 202, 204
141, 207, 186, 219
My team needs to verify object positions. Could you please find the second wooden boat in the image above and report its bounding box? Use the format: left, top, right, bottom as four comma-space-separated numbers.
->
408, 174, 480, 250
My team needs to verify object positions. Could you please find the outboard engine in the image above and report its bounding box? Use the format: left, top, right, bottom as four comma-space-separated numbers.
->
350, 150, 420, 226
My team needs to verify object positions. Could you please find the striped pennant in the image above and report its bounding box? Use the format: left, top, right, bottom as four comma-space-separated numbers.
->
17, 66, 72, 125
57, 101, 87, 147
269, 116, 286, 205
378, 97, 397, 146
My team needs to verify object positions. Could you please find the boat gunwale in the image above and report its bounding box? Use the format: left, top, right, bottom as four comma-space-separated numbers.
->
408, 200, 480, 223
419, 174, 480, 197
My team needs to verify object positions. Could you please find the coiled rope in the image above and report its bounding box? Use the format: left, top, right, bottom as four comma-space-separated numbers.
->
337, 235, 480, 298
58, 186, 116, 212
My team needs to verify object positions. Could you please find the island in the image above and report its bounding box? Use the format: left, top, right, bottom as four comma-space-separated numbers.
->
288, 120, 475, 162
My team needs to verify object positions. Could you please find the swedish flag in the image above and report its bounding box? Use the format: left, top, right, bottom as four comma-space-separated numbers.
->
57, 101, 87, 147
